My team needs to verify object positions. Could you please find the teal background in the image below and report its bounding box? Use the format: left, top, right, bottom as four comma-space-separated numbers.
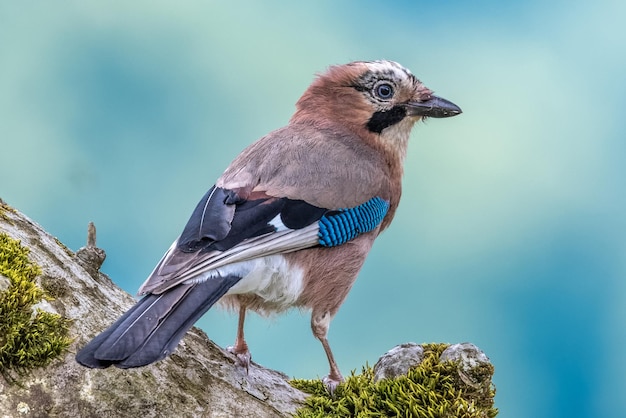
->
2, 2, 625, 417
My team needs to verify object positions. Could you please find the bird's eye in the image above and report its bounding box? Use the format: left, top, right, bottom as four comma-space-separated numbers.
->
375, 83, 394, 100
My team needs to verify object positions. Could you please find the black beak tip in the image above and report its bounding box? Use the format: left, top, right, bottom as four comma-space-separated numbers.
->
434, 104, 462, 118
443, 100, 462, 116
407, 96, 462, 118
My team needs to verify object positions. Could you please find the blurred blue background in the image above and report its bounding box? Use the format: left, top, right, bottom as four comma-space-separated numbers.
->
1, 1, 625, 417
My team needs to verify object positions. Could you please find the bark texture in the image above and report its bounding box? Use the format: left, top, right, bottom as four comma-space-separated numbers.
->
0, 202, 306, 418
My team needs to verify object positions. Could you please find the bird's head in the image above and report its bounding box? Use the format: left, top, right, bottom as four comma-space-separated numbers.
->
291, 60, 461, 159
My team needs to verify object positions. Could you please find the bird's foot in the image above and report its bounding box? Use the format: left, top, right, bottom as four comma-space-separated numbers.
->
227, 345, 251, 373
322, 373, 344, 397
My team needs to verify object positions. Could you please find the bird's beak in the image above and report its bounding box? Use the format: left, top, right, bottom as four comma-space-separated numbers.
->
405, 96, 462, 118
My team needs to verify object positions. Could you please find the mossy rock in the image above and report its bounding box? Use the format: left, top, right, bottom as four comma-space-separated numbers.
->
291, 343, 498, 418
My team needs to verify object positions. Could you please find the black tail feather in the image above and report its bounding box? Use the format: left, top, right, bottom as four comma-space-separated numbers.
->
76, 275, 241, 368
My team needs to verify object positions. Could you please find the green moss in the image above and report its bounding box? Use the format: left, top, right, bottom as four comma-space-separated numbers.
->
291, 343, 498, 418
0, 232, 72, 378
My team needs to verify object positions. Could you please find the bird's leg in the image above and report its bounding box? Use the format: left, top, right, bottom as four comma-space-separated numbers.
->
227, 305, 251, 372
311, 310, 343, 395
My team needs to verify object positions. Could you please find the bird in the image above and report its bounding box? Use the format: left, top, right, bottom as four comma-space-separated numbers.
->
75, 60, 461, 392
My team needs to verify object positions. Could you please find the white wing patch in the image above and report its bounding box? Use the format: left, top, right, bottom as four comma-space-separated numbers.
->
268, 214, 289, 232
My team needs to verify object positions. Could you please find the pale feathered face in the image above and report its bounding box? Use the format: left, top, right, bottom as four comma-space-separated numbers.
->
353, 60, 422, 107
351, 60, 432, 134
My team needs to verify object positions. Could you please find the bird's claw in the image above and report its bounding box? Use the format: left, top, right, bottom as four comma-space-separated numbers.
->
227, 345, 251, 373
322, 374, 343, 397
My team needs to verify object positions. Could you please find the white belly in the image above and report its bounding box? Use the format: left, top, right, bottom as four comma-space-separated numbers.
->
189, 254, 304, 310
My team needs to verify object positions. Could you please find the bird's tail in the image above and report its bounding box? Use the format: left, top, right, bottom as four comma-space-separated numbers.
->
75, 275, 241, 368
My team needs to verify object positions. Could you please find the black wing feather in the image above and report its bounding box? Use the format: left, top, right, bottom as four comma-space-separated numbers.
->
178, 186, 235, 251
281, 199, 328, 229
76, 275, 241, 368
177, 186, 328, 254
210, 197, 286, 251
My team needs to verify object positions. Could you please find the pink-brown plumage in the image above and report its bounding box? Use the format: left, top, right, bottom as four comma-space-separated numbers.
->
76, 60, 461, 393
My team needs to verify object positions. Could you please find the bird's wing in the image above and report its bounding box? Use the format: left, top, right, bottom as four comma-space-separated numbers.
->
138, 124, 392, 295
138, 185, 390, 295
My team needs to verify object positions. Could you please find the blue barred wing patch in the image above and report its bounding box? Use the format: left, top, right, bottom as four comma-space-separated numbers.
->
318, 196, 389, 247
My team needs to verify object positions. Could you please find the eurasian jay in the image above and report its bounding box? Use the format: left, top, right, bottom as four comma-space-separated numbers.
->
76, 60, 461, 391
